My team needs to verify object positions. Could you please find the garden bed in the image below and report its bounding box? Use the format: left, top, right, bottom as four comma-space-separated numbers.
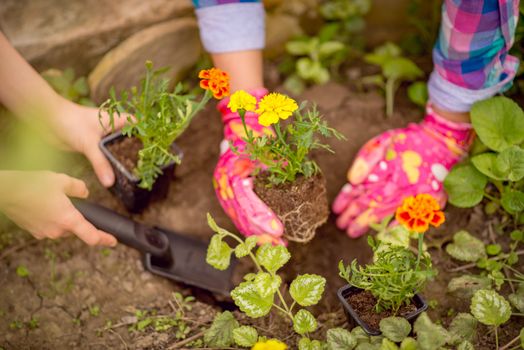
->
1, 85, 523, 349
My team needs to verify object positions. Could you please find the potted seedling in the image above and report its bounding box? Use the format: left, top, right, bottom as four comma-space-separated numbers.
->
99, 62, 228, 212
337, 194, 444, 335
228, 91, 344, 242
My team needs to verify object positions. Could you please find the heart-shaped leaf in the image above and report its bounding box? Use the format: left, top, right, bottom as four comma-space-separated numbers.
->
445, 231, 487, 262
494, 146, 524, 181
233, 326, 258, 347
231, 281, 274, 318
256, 244, 291, 274
235, 236, 258, 258
254, 272, 281, 298
471, 96, 524, 152
501, 190, 524, 214
413, 313, 449, 350
471, 153, 506, 180
508, 283, 524, 313
444, 164, 488, 208
206, 235, 233, 270
204, 311, 239, 347
470, 289, 511, 326
447, 275, 492, 298
293, 309, 318, 335
448, 313, 477, 345
379, 317, 411, 342
326, 327, 357, 350
289, 274, 326, 306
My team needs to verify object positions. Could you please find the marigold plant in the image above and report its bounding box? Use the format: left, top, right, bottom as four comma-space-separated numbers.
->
228, 90, 343, 185
101, 62, 227, 189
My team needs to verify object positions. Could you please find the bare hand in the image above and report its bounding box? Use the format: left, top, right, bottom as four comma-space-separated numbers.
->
0, 170, 117, 246
43, 98, 127, 187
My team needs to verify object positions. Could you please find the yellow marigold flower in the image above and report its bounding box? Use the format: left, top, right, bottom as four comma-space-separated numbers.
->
256, 93, 298, 127
228, 90, 257, 112
395, 194, 445, 233
199, 68, 230, 99
251, 339, 287, 350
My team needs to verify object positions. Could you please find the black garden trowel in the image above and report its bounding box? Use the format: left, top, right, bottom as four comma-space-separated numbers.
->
73, 200, 235, 296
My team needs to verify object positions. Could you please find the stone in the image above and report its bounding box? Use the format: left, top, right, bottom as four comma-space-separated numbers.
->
301, 82, 351, 111
0, 0, 193, 75
88, 18, 201, 104
265, 14, 303, 59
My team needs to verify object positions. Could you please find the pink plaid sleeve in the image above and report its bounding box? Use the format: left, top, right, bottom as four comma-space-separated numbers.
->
433, 0, 520, 90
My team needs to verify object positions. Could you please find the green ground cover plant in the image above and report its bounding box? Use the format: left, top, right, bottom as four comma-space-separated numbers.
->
444, 96, 524, 224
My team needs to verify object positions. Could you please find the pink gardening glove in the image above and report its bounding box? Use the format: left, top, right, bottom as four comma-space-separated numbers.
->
333, 104, 474, 238
213, 88, 285, 245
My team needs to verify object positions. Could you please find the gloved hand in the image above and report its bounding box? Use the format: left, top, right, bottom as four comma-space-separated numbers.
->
333, 104, 473, 238
213, 88, 285, 245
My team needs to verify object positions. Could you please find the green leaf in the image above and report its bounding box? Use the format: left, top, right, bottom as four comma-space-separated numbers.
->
376, 224, 410, 248
510, 230, 524, 242
319, 41, 345, 58
457, 340, 475, 350
230, 281, 274, 318
471, 153, 506, 180
235, 236, 258, 258
520, 328, 524, 348
444, 164, 488, 208
470, 96, 524, 152
379, 317, 411, 343
207, 213, 235, 238
286, 41, 312, 56
447, 275, 492, 298
448, 313, 477, 345
379, 338, 399, 350
486, 244, 502, 256
326, 327, 357, 350
289, 274, 326, 306
233, 326, 258, 347
293, 309, 317, 335
495, 145, 524, 181
501, 190, 524, 214
256, 244, 291, 274
383, 57, 423, 81
399, 338, 417, 350
254, 272, 281, 298
407, 82, 428, 107
508, 283, 524, 312
297, 57, 316, 80
470, 289, 511, 326
299, 337, 323, 350
445, 231, 487, 262
351, 326, 370, 345
364, 42, 402, 66
16, 265, 29, 278
356, 343, 380, 350
204, 311, 239, 347
206, 235, 233, 271
413, 313, 449, 350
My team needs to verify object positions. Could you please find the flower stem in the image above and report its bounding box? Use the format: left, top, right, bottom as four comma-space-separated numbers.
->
238, 110, 251, 142
274, 122, 287, 149
416, 234, 424, 269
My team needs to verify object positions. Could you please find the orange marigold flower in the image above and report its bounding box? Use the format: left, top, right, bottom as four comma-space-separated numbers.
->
395, 194, 445, 233
199, 68, 230, 99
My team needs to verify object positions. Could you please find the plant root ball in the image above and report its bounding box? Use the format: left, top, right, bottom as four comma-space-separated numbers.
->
254, 173, 329, 243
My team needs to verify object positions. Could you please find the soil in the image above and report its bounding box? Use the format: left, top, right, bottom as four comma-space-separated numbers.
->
254, 172, 328, 243
0, 79, 522, 349
347, 290, 417, 332
107, 136, 142, 174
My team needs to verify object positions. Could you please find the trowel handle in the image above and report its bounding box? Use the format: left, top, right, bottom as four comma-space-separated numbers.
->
73, 200, 170, 258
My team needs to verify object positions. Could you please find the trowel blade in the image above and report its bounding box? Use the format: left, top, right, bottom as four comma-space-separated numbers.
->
143, 228, 236, 296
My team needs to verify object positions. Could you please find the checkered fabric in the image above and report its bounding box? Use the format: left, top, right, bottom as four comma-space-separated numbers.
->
192, 0, 260, 8
433, 0, 520, 90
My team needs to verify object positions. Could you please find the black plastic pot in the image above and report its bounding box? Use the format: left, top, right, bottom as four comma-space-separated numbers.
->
337, 284, 428, 336
100, 132, 183, 213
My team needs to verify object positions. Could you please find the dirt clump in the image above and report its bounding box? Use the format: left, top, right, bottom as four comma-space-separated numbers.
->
254, 172, 329, 243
